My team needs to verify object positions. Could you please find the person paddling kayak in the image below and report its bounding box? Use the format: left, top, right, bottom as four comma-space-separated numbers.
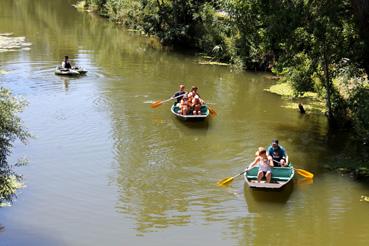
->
61, 56, 72, 69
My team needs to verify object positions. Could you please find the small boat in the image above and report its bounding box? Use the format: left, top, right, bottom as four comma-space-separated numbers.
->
55, 66, 87, 76
244, 164, 295, 189
171, 104, 209, 121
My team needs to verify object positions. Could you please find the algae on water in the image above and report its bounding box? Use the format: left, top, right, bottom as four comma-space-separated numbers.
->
265, 82, 325, 114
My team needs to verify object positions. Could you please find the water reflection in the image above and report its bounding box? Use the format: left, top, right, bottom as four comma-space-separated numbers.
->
243, 182, 294, 212
171, 117, 211, 130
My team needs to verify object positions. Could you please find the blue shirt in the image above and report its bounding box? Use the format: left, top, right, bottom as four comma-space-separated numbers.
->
173, 91, 186, 103
267, 145, 287, 162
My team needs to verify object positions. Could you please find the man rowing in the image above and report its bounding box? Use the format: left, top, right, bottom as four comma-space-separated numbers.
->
172, 84, 186, 106
267, 139, 289, 167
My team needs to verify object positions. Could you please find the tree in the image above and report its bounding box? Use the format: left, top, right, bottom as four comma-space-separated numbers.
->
0, 87, 29, 203
351, 0, 369, 74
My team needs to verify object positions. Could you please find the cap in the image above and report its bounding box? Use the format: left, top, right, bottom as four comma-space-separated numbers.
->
272, 139, 279, 144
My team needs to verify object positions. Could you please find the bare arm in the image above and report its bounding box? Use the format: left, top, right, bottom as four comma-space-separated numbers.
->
246, 157, 259, 171
268, 156, 274, 167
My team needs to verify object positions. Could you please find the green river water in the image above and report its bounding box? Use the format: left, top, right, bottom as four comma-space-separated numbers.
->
0, 0, 368, 245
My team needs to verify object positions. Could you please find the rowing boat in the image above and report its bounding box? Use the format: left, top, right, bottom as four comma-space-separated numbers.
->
55, 66, 87, 76
170, 104, 209, 121
244, 164, 295, 189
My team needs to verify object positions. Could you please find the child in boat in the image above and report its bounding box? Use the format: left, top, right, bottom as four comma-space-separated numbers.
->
180, 94, 190, 115
192, 95, 202, 115
246, 147, 274, 183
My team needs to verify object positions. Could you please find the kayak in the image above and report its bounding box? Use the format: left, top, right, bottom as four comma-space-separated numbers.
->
55, 66, 87, 76
244, 164, 295, 189
170, 104, 209, 121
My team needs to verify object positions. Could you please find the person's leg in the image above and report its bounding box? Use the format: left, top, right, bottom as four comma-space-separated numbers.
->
280, 159, 286, 167
257, 171, 264, 182
266, 171, 272, 183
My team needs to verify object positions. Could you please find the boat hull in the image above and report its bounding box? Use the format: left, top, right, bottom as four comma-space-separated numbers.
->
171, 104, 209, 121
244, 165, 295, 189
55, 66, 87, 76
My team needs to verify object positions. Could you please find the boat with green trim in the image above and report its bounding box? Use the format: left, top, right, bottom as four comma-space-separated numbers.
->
170, 104, 209, 121
55, 66, 87, 76
244, 164, 295, 189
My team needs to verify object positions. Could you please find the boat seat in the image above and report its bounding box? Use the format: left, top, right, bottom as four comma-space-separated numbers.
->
200, 105, 207, 114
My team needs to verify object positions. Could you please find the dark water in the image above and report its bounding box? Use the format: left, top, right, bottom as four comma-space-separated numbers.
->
0, 0, 368, 245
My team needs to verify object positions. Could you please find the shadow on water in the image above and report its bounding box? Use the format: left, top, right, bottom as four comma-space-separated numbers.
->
243, 181, 294, 213
171, 117, 210, 130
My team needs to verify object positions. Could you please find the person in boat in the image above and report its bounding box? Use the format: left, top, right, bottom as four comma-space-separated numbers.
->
267, 139, 289, 167
180, 94, 190, 115
61, 56, 72, 69
188, 86, 202, 101
192, 95, 202, 115
188, 86, 205, 111
172, 84, 186, 106
246, 147, 274, 183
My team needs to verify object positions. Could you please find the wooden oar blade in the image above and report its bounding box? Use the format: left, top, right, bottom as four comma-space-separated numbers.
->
209, 107, 217, 117
217, 177, 234, 186
150, 100, 162, 108
295, 168, 314, 179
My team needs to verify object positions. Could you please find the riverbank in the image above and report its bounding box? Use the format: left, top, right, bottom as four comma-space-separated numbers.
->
264, 78, 369, 181
264, 80, 325, 114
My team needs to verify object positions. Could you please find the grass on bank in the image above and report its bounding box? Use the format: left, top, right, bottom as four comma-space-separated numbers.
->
265, 81, 325, 114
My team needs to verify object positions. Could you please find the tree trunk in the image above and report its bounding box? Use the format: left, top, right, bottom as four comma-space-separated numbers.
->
351, 0, 369, 74
323, 48, 334, 124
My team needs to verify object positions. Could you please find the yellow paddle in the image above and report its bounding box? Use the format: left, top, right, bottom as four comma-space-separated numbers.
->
294, 168, 314, 179
150, 94, 183, 109
217, 171, 246, 186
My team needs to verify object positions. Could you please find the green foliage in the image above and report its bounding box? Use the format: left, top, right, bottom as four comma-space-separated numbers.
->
0, 87, 29, 202
284, 52, 314, 96
348, 88, 369, 141
335, 64, 369, 140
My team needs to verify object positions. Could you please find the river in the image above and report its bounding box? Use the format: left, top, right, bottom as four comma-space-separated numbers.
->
0, 0, 368, 245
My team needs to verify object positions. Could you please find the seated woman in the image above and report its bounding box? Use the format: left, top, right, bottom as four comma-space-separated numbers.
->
180, 94, 190, 115
246, 147, 274, 183
192, 95, 202, 115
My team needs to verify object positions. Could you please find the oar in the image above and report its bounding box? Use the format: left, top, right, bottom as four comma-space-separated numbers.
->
150, 94, 183, 109
217, 170, 246, 186
273, 160, 314, 179
294, 168, 314, 179
208, 106, 217, 117
202, 101, 216, 116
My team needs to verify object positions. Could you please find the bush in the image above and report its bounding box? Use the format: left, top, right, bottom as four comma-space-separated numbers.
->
0, 87, 29, 202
